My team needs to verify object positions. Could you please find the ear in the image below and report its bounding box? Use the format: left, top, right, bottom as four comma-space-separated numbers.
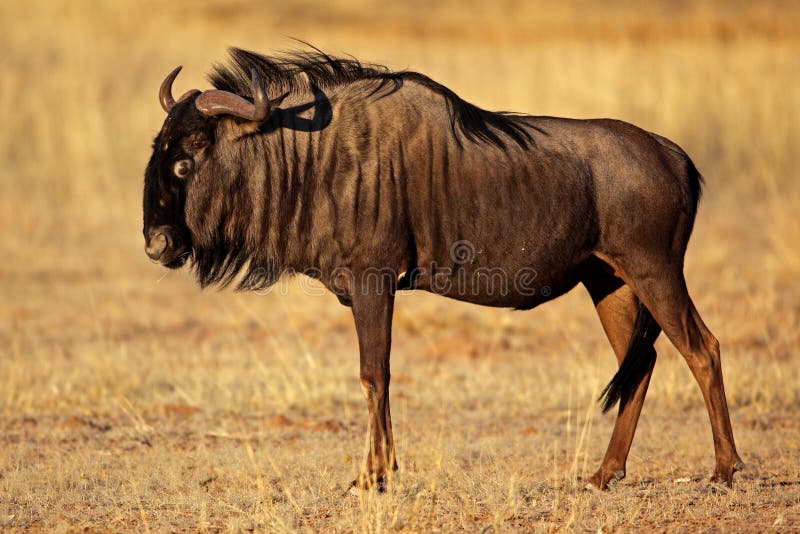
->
234, 92, 289, 135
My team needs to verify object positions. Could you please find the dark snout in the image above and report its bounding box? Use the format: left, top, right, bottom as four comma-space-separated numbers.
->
145, 226, 188, 268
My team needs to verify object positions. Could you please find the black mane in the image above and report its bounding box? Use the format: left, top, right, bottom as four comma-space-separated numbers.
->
210, 47, 532, 149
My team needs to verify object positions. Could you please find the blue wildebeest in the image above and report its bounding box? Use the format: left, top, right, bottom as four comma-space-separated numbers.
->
143, 48, 743, 490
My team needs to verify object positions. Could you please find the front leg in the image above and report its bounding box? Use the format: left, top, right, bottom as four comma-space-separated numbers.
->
351, 288, 397, 491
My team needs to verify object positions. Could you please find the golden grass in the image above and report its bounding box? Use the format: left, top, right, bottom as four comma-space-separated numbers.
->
1, 0, 799, 531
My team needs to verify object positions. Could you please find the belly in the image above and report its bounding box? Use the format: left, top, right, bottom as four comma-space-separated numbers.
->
399, 235, 590, 309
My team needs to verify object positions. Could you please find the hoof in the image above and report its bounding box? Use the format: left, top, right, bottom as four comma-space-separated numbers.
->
710, 459, 745, 487
587, 468, 625, 490
348, 474, 388, 495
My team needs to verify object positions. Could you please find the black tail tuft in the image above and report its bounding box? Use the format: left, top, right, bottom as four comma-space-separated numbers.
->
599, 303, 661, 413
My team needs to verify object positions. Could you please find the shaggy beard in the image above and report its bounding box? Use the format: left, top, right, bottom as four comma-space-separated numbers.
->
190, 239, 282, 291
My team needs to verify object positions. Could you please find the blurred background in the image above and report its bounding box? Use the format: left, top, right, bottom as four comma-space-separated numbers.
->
1, 1, 799, 529
2, 0, 799, 424
1, 0, 798, 421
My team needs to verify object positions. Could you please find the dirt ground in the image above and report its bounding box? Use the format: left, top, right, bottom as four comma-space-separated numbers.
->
1, 0, 799, 531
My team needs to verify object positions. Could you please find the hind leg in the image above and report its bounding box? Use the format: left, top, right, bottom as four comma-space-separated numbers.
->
614, 258, 744, 485
584, 267, 658, 489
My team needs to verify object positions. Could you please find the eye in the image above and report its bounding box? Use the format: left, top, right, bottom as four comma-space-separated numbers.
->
173, 159, 192, 178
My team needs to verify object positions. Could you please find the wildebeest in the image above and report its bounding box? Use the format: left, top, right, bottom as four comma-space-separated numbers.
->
143, 48, 743, 490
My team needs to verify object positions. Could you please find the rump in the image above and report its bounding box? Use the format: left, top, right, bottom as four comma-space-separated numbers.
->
581, 120, 703, 263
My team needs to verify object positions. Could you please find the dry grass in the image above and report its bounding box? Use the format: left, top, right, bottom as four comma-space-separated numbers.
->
1, 0, 799, 531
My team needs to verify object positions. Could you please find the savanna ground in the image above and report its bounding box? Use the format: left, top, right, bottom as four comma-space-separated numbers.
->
1, 0, 799, 531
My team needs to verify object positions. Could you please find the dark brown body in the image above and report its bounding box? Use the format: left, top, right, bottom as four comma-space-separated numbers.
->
143, 49, 743, 491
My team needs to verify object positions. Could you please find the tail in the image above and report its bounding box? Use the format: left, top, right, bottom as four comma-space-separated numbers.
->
599, 302, 661, 413
685, 156, 703, 217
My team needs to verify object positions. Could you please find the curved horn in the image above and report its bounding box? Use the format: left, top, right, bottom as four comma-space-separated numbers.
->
195, 69, 282, 122
159, 66, 183, 113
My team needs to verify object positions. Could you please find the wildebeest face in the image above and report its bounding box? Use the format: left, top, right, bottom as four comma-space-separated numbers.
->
143, 73, 213, 269
143, 64, 284, 269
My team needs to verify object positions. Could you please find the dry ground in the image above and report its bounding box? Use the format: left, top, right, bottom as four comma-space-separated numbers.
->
1, 0, 799, 531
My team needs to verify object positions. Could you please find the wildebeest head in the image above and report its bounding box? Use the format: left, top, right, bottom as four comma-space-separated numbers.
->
143, 65, 283, 268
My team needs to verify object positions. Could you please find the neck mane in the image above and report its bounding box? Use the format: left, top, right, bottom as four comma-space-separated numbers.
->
210, 47, 532, 149
188, 46, 534, 290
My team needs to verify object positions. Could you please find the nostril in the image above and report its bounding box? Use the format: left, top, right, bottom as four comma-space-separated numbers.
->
146, 232, 168, 260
